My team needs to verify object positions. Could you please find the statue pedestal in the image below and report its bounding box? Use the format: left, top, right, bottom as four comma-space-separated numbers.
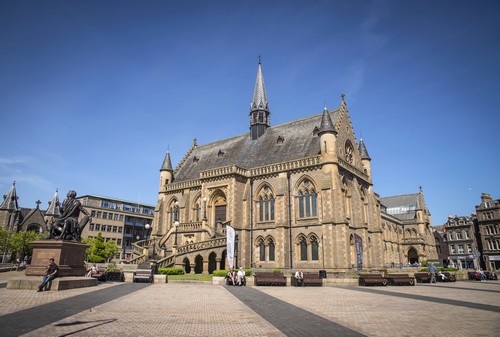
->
25, 240, 88, 277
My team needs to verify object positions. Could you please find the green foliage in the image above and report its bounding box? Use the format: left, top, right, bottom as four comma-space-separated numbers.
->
6, 230, 45, 257
158, 267, 185, 275
212, 270, 227, 277
273, 269, 281, 273
83, 233, 118, 263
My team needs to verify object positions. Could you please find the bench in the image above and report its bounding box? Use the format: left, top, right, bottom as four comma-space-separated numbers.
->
293, 273, 322, 286
485, 271, 498, 280
133, 269, 153, 283
414, 272, 431, 283
254, 272, 286, 286
90, 267, 107, 282
436, 272, 456, 282
386, 273, 415, 286
358, 274, 388, 286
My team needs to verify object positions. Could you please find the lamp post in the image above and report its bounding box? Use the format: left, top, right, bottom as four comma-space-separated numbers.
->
145, 224, 155, 259
174, 221, 179, 247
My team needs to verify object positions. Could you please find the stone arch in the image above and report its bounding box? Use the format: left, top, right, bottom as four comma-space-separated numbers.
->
194, 255, 203, 274
182, 257, 191, 274
210, 189, 227, 224
26, 223, 42, 233
407, 247, 419, 264
295, 176, 319, 219
208, 252, 217, 274
221, 250, 227, 270
191, 192, 203, 222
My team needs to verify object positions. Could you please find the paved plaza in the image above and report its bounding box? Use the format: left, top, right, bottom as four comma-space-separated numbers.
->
0, 271, 498, 336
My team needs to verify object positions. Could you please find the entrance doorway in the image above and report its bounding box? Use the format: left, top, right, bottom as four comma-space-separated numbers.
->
408, 247, 418, 264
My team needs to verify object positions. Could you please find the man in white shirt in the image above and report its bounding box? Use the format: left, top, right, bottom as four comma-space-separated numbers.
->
295, 270, 304, 286
237, 267, 245, 286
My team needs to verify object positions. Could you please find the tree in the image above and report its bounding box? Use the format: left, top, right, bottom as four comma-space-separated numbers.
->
0, 229, 13, 263
10, 230, 45, 258
83, 232, 119, 263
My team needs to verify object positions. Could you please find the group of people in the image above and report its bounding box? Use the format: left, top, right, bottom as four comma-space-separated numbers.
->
226, 267, 246, 286
428, 264, 448, 283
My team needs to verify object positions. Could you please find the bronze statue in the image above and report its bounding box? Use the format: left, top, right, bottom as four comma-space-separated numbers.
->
49, 190, 91, 241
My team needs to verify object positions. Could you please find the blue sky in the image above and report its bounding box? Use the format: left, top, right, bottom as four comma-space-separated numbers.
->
1, 0, 499, 226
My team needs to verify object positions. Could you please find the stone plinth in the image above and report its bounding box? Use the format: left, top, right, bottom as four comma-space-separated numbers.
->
7, 276, 97, 290
153, 274, 168, 283
25, 240, 88, 277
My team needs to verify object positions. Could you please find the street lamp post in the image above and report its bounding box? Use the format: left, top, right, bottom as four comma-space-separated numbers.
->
174, 221, 179, 247
145, 224, 155, 259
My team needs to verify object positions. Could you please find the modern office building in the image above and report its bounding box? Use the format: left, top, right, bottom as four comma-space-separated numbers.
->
78, 195, 155, 261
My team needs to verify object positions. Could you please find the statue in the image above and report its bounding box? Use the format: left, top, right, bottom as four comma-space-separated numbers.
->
49, 190, 91, 241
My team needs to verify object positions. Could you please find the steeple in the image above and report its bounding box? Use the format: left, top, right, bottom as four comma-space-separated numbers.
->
45, 189, 60, 217
249, 56, 271, 140
0, 181, 19, 211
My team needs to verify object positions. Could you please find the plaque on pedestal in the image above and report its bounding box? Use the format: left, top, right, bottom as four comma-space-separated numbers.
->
25, 240, 88, 277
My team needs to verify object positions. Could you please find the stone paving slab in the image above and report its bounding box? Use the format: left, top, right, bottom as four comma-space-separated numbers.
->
0, 270, 499, 337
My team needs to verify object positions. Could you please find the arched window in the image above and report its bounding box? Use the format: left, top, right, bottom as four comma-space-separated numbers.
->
259, 240, 265, 261
268, 238, 275, 261
258, 185, 275, 222
298, 179, 318, 218
311, 236, 319, 261
194, 202, 200, 222
300, 237, 307, 261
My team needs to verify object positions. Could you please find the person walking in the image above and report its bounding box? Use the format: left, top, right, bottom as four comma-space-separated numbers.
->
428, 264, 437, 284
38, 257, 59, 292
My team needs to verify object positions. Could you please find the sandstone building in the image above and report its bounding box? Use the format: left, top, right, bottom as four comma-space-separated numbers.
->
148, 61, 438, 274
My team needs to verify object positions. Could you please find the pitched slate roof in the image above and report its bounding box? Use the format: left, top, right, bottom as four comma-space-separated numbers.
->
0, 182, 19, 211
380, 193, 419, 221
358, 138, 371, 160
174, 109, 341, 182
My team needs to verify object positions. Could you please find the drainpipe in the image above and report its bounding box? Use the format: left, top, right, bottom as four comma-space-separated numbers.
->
287, 172, 293, 270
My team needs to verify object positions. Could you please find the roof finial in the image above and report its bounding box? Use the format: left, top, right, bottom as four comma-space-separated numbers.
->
419, 185, 423, 192
258, 52, 262, 64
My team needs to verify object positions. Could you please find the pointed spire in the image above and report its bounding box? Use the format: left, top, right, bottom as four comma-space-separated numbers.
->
45, 189, 61, 216
359, 138, 371, 160
160, 151, 173, 171
249, 57, 271, 140
318, 106, 336, 136
0, 181, 19, 211
250, 58, 270, 112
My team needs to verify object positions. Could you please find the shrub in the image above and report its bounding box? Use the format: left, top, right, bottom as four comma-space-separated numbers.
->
158, 267, 185, 275
273, 269, 281, 273
212, 270, 228, 277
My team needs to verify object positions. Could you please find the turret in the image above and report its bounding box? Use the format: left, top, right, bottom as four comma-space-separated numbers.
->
160, 151, 174, 191
318, 105, 337, 163
359, 138, 372, 177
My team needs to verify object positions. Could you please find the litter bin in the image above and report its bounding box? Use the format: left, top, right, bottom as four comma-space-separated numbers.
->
319, 270, 327, 279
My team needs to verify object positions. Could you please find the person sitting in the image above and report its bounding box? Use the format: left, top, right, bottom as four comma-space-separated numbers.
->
237, 267, 246, 286
86, 263, 98, 277
477, 269, 487, 282
37, 258, 59, 292
294, 270, 304, 286
437, 271, 447, 281
226, 269, 237, 285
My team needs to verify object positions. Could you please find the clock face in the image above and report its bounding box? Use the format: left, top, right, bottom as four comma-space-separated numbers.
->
345, 141, 354, 164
